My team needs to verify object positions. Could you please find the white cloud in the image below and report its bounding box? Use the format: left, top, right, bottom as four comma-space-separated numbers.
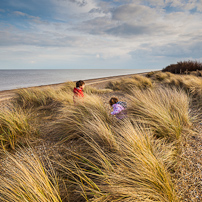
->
1, 0, 202, 69
197, 0, 202, 11
112, 4, 160, 22
51, 0, 105, 21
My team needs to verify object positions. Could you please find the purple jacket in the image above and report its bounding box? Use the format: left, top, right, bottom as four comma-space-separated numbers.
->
111, 104, 126, 119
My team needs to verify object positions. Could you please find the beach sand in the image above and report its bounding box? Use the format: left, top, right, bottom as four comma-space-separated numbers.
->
0, 71, 150, 102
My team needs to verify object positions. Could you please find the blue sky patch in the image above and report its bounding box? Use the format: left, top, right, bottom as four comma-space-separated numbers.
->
0, 0, 202, 69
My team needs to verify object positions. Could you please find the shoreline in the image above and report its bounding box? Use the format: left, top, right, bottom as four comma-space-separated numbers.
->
0, 70, 158, 102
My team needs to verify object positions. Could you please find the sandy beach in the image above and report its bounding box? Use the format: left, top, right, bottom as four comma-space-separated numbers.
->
0, 71, 151, 102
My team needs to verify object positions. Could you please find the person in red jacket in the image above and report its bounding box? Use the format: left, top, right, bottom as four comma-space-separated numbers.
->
73, 80, 85, 103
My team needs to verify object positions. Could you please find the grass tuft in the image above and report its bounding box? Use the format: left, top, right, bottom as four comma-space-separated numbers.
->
62, 81, 113, 94
106, 75, 152, 93
49, 95, 113, 142
56, 121, 179, 202
0, 148, 62, 202
127, 88, 192, 142
14, 87, 73, 110
0, 105, 38, 150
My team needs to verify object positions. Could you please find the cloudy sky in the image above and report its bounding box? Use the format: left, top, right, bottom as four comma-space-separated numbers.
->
0, 0, 202, 69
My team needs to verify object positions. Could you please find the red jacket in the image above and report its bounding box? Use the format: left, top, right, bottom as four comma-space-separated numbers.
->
73, 87, 84, 97
73, 87, 84, 103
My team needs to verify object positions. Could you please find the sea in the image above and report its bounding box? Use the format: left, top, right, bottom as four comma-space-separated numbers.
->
0, 69, 158, 91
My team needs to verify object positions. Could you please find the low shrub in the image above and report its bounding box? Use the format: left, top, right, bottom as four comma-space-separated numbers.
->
162, 60, 202, 74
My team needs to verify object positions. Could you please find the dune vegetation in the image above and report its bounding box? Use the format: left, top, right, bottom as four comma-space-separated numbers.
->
106, 75, 153, 94
162, 60, 202, 74
0, 72, 201, 201
0, 105, 38, 150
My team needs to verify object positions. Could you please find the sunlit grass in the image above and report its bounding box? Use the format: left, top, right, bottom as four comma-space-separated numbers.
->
0, 73, 199, 201
127, 88, 192, 142
14, 87, 73, 110
106, 75, 153, 93
49, 95, 113, 142
62, 81, 113, 94
0, 148, 62, 202
0, 105, 38, 150
56, 120, 179, 202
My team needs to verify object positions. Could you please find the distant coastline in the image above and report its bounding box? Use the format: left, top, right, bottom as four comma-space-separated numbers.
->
0, 69, 159, 102
0, 69, 160, 92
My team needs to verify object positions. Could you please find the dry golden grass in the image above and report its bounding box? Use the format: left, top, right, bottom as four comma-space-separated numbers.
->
0, 105, 38, 150
0, 148, 62, 202
127, 88, 193, 142
106, 75, 153, 93
152, 72, 172, 81
178, 75, 202, 95
14, 87, 73, 110
61, 81, 75, 91
62, 81, 113, 94
46, 94, 181, 201
84, 85, 113, 94
145, 71, 156, 78
13, 83, 111, 112
150, 72, 202, 96
49, 95, 113, 142
55, 120, 179, 202
0, 74, 200, 201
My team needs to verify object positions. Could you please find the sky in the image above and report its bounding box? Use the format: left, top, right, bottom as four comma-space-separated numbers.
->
0, 0, 202, 69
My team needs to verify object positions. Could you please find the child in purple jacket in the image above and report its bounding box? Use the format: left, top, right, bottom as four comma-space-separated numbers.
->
109, 97, 127, 119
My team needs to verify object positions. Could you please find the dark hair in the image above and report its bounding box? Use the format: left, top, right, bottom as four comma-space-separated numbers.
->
109, 97, 118, 106
76, 80, 85, 88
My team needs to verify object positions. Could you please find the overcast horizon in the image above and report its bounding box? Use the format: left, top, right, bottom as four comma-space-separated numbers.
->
1, 0, 202, 69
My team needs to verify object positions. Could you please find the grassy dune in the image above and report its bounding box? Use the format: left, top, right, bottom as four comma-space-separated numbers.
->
0, 75, 201, 201
0, 105, 38, 150
128, 88, 192, 142
106, 75, 153, 93
0, 149, 62, 202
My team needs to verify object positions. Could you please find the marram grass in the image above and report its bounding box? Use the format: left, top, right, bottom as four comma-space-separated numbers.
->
128, 87, 192, 142
0, 105, 38, 150
56, 120, 179, 202
49, 94, 181, 201
14, 87, 73, 109
62, 81, 113, 94
0, 149, 62, 202
14, 84, 111, 111
106, 75, 153, 93
49, 94, 113, 142
0, 75, 197, 201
